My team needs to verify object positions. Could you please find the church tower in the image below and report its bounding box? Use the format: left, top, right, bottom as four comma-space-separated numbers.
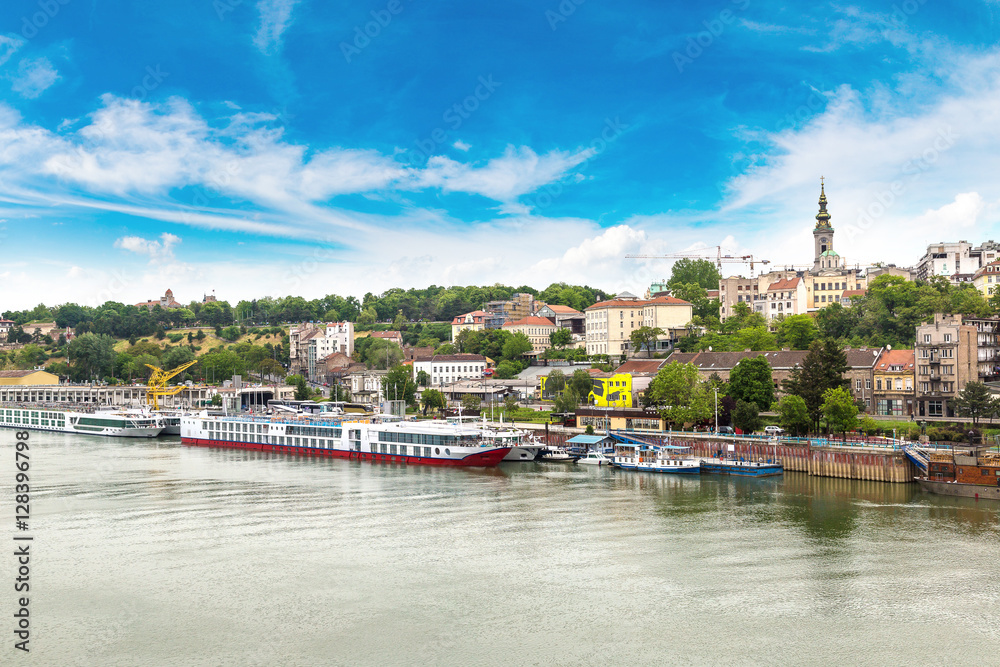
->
812, 178, 836, 272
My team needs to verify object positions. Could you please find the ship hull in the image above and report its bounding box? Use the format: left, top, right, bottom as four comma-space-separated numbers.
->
699, 459, 783, 477
916, 478, 1000, 500
181, 437, 511, 467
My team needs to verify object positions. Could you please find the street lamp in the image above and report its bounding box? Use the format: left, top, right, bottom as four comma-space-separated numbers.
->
714, 386, 719, 434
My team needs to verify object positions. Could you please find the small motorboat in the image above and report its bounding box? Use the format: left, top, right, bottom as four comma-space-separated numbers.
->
538, 445, 579, 462
576, 450, 612, 466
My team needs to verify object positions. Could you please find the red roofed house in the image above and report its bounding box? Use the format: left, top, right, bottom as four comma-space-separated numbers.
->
502, 316, 557, 353
365, 330, 404, 347
840, 289, 868, 307
586, 292, 694, 358
450, 310, 505, 341
765, 277, 808, 319
873, 348, 915, 417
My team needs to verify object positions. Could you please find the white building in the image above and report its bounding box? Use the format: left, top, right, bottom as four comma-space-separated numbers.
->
290, 321, 355, 380
412, 354, 488, 387
915, 240, 1000, 283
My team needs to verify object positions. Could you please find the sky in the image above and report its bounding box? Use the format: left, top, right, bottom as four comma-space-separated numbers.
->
2, 0, 1000, 310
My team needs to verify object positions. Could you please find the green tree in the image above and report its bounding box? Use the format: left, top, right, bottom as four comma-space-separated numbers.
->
544, 370, 566, 397
494, 360, 520, 379
416, 370, 430, 387
421, 388, 446, 415
501, 332, 533, 361
670, 282, 721, 325
461, 394, 481, 413
549, 328, 573, 349
553, 386, 579, 413
776, 314, 818, 350
732, 326, 778, 352
822, 386, 860, 441
782, 339, 849, 432
732, 400, 762, 434
568, 369, 594, 402
667, 258, 722, 290
645, 362, 713, 427
434, 343, 458, 355
729, 355, 774, 412
287, 374, 311, 401
361, 339, 404, 370
67, 333, 117, 380
954, 381, 999, 427
777, 395, 810, 436
382, 365, 417, 405
356, 307, 377, 326
629, 326, 664, 358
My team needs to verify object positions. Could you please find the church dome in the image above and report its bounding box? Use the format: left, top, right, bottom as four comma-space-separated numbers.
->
820, 250, 839, 257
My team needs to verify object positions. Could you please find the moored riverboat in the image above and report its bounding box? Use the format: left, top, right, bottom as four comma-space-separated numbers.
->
180, 413, 512, 467
613, 442, 701, 474
908, 445, 1000, 500
0, 405, 163, 437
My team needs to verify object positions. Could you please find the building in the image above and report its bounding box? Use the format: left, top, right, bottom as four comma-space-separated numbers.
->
575, 407, 666, 431
764, 277, 808, 319
346, 369, 389, 404
972, 259, 1000, 300
585, 292, 693, 358
843, 348, 883, 412
963, 317, 1000, 382
502, 316, 556, 353
805, 182, 867, 312
613, 358, 667, 395
914, 314, 977, 418
644, 280, 670, 299
0, 319, 14, 337
915, 240, 1000, 283
873, 349, 915, 417
412, 354, 488, 387
450, 310, 504, 341
840, 289, 867, 307
866, 265, 914, 282
136, 289, 183, 310
484, 292, 535, 323
289, 321, 354, 380
364, 330, 404, 347
641, 295, 696, 352
536, 304, 585, 336
0, 369, 59, 385
587, 373, 633, 408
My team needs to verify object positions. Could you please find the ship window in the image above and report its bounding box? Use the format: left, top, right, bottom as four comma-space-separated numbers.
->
435, 448, 441, 455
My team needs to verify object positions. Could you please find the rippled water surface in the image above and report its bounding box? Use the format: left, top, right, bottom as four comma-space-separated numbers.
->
4, 432, 1000, 666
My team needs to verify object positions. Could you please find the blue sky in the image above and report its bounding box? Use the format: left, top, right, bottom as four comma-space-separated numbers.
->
2, 0, 1000, 309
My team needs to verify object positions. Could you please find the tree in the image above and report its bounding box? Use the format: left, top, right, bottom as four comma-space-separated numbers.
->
732, 400, 762, 434
461, 394, 481, 413
287, 374, 311, 401
782, 339, 849, 432
421, 388, 446, 415
645, 362, 713, 427
544, 370, 566, 397
501, 332, 532, 361
553, 387, 579, 413
494, 360, 520, 379
503, 394, 518, 414
434, 343, 457, 355
821, 386, 859, 441
549, 328, 573, 349
361, 338, 404, 370
67, 333, 117, 380
568, 369, 595, 402
629, 326, 664, 358
729, 355, 774, 412
416, 370, 430, 387
954, 381, 999, 427
777, 395, 810, 436
667, 258, 722, 290
382, 365, 417, 405
776, 314, 818, 350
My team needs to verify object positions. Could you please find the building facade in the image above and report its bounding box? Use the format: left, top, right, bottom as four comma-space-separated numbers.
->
585, 292, 693, 358
915, 240, 1000, 283
764, 277, 808, 319
502, 316, 556, 353
450, 310, 504, 341
412, 354, 488, 387
972, 259, 1000, 300
963, 317, 1000, 382
914, 314, 977, 418
873, 349, 915, 417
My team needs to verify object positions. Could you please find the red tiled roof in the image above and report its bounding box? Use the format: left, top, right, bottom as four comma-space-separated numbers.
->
451, 310, 490, 325
587, 296, 692, 310
767, 277, 800, 291
841, 289, 867, 299
875, 349, 915, 371
614, 359, 667, 376
973, 259, 1000, 280
503, 316, 556, 327
368, 331, 402, 338
544, 304, 582, 314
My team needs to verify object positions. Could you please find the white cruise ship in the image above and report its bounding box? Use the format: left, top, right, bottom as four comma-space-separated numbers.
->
0, 406, 163, 437
180, 413, 514, 467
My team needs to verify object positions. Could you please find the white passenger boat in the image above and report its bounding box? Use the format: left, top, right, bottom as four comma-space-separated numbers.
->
613, 442, 700, 474
0, 406, 163, 437
181, 412, 513, 467
538, 445, 578, 462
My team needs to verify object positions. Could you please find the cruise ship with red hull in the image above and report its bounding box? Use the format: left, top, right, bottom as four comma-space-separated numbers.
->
180, 413, 514, 467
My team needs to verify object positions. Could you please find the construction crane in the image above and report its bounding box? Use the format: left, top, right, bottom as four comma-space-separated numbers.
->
145, 360, 198, 410
625, 245, 771, 277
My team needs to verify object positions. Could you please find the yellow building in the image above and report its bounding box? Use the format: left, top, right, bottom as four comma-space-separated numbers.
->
973, 259, 1000, 299
587, 373, 633, 408
0, 369, 59, 385
872, 349, 915, 417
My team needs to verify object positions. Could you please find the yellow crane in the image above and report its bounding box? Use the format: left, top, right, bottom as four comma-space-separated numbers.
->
145, 360, 198, 410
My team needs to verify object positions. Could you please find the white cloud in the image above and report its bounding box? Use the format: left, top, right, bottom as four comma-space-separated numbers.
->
452, 140, 471, 151
253, 0, 300, 55
114, 232, 181, 260
0, 36, 24, 67
11, 57, 59, 99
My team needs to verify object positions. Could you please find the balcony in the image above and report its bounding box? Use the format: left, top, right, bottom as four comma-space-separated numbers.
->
928, 358, 940, 365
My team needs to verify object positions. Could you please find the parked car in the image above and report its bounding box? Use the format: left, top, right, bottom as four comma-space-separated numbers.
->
763, 425, 785, 436
716, 426, 735, 435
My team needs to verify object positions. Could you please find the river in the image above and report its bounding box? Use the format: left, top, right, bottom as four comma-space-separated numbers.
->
5, 432, 999, 665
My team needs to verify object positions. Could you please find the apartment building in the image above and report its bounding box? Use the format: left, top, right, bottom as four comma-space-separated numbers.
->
585, 292, 693, 358
914, 314, 977, 418
289, 321, 354, 380
764, 277, 809, 319
450, 310, 504, 341
485, 292, 535, 323
873, 349, 915, 417
963, 317, 1000, 382
412, 354, 488, 387
915, 240, 1000, 283
536, 304, 585, 336
972, 259, 1000, 300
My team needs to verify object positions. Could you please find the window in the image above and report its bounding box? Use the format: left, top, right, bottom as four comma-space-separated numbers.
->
865, 378, 871, 390
927, 401, 943, 417
856, 379, 862, 390
943, 333, 952, 343
923, 334, 931, 343
876, 378, 882, 391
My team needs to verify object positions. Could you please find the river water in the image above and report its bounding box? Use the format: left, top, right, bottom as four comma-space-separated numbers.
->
4, 432, 1000, 666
